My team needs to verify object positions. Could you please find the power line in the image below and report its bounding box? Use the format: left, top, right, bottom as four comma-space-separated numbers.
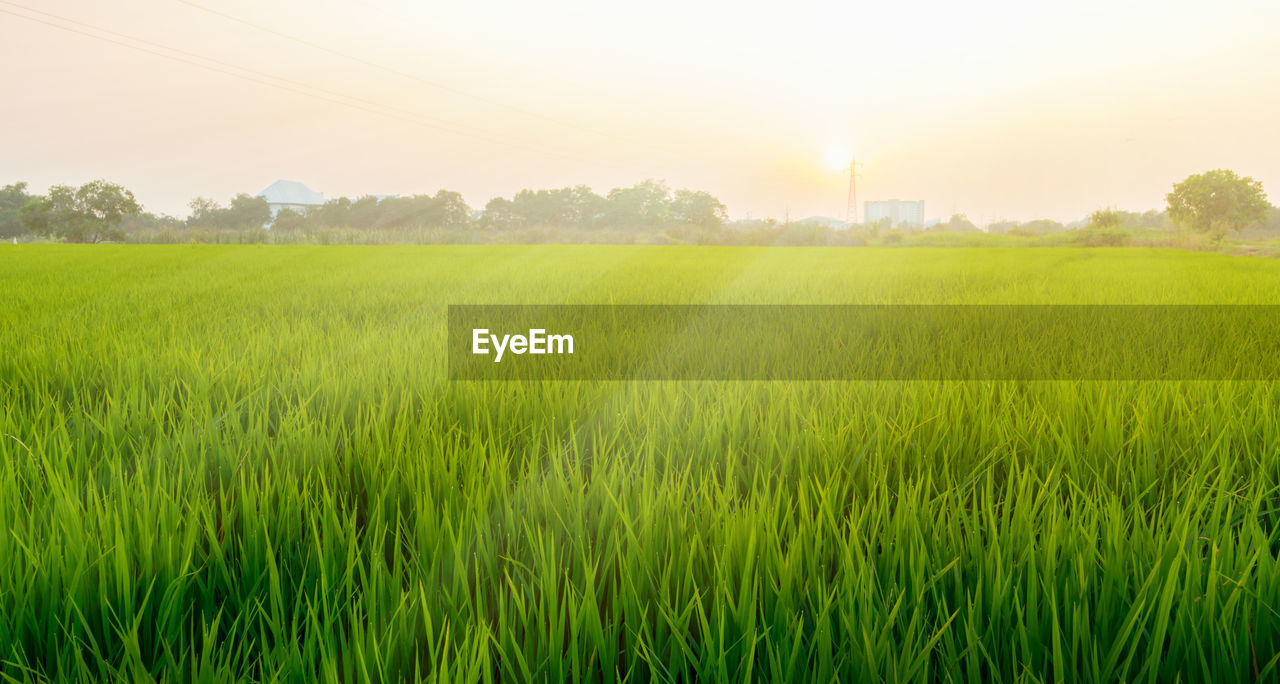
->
172, 0, 661, 153
2, 2, 489, 141
0, 2, 619, 169
345, 0, 772, 175
344, 0, 655, 123
343, 0, 749, 168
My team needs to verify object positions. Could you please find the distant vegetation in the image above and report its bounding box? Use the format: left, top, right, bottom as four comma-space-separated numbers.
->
4, 171, 1278, 250
5, 180, 141, 244
1167, 169, 1271, 244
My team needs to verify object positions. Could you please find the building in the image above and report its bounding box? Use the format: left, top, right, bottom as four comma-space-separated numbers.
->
256, 180, 325, 219
864, 200, 925, 228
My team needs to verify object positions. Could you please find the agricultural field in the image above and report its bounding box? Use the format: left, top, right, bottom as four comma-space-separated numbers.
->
3, 245, 1280, 682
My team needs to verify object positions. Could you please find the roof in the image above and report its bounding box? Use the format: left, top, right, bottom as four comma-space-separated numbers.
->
256, 180, 325, 206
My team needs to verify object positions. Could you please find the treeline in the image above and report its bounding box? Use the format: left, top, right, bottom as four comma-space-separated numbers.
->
3, 169, 1277, 246
985, 209, 1170, 236
0, 179, 728, 243
266, 180, 725, 232
276, 191, 470, 232
850, 209, 1170, 237
2, 181, 143, 243
482, 181, 727, 230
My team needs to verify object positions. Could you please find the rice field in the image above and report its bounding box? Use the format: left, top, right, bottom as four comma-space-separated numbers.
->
2, 245, 1280, 682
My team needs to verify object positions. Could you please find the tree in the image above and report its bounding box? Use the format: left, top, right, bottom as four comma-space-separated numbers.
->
187, 197, 221, 227
347, 196, 380, 228
1266, 206, 1280, 236
1120, 209, 1170, 232
567, 185, 606, 227
1017, 219, 1064, 235
376, 194, 446, 229
18, 197, 51, 237
501, 186, 604, 229
604, 180, 671, 228
1167, 169, 1269, 243
226, 193, 271, 228
188, 194, 270, 229
670, 189, 727, 228
272, 208, 306, 231
1087, 207, 1123, 231
432, 190, 471, 229
120, 212, 183, 234
22, 180, 141, 243
481, 197, 519, 230
310, 197, 352, 229
510, 189, 566, 226
928, 214, 979, 233
0, 182, 33, 238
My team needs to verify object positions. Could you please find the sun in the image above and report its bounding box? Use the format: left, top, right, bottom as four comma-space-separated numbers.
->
824, 147, 851, 172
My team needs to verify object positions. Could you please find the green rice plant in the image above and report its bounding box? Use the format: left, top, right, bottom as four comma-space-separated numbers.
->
1, 245, 1280, 681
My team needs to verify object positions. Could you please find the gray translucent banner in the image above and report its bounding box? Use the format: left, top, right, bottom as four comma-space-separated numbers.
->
448, 305, 1280, 380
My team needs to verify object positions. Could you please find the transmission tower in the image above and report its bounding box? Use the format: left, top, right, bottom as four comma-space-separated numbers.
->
845, 157, 859, 225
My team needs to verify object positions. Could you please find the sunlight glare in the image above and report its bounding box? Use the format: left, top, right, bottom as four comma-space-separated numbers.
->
825, 147, 851, 172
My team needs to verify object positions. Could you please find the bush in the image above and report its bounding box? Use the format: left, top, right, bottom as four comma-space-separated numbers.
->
772, 224, 834, 246
1074, 227, 1130, 247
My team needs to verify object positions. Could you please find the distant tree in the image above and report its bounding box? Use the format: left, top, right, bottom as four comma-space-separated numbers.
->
0, 182, 33, 238
226, 193, 271, 228
347, 196, 380, 228
310, 197, 352, 229
1124, 209, 1170, 232
1087, 207, 1123, 231
567, 185, 606, 227
272, 207, 306, 231
370, 194, 451, 230
1017, 219, 1064, 235
510, 189, 568, 226
670, 189, 727, 228
480, 182, 724, 232
776, 221, 834, 246
501, 186, 605, 228
373, 195, 417, 230
17, 196, 51, 237
864, 217, 891, 237
605, 180, 671, 228
1265, 206, 1280, 236
481, 197, 520, 230
22, 180, 140, 243
189, 193, 273, 229
929, 214, 979, 233
432, 190, 471, 229
1075, 208, 1131, 245
986, 220, 1018, 234
120, 212, 183, 234
1167, 169, 1269, 243
187, 197, 221, 227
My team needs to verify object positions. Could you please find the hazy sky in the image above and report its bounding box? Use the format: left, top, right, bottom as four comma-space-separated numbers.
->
2, 0, 1278, 222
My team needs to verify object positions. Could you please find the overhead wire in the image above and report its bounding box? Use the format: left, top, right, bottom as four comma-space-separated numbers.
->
0, 1, 641, 173
172, 0, 690, 160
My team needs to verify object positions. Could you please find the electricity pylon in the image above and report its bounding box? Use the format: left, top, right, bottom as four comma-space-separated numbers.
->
845, 157, 860, 226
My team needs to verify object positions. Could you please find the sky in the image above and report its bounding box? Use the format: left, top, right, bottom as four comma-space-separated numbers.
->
2, 0, 1278, 223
